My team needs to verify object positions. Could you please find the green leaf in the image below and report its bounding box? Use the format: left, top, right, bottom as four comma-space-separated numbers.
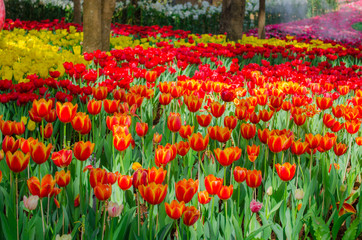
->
342, 219, 359, 240
311, 217, 330, 240
268, 200, 283, 216
332, 213, 352, 240
245, 223, 272, 240
156, 222, 173, 240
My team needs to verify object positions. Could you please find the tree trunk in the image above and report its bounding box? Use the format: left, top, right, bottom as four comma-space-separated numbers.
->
83, 0, 116, 53
258, 0, 265, 39
220, 0, 245, 41
101, 0, 116, 51
73, 0, 82, 24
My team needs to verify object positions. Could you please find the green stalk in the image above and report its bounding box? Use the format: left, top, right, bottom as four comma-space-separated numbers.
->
224, 167, 227, 186
137, 192, 140, 236
210, 197, 215, 225
149, 204, 154, 240
41, 119, 44, 143
101, 201, 107, 240
80, 161, 84, 214
244, 212, 255, 238
16, 174, 19, 240
64, 123, 67, 148
175, 220, 181, 239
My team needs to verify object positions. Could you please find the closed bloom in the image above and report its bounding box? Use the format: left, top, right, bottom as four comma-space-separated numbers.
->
89, 168, 108, 188
217, 185, 233, 200
247, 144, 260, 162
196, 114, 212, 128
333, 142, 348, 156
345, 120, 360, 135
175, 178, 198, 204
159, 93, 172, 105
148, 167, 167, 184
233, 166, 247, 183
132, 168, 148, 189
210, 101, 225, 118
275, 162, 296, 182
23, 195, 39, 211
40, 123, 53, 139
167, 112, 182, 132
2, 136, 20, 154
184, 94, 203, 112
291, 140, 308, 155
179, 125, 194, 139
198, 191, 212, 204
118, 175, 133, 190
216, 126, 232, 143
320, 133, 336, 151
27, 174, 56, 198
316, 97, 333, 110
113, 133, 133, 152
295, 189, 304, 200
240, 123, 256, 140
55, 170, 71, 187
356, 137, 362, 146
183, 206, 200, 226
73, 141, 95, 161
214, 147, 241, 166
153, 132, 162, 144
6, 151, 30, 173
32, 98, 53, 118
136, 122, 148, 137
224, 115, 238, 130
155, 145, 174, 167
138, 182, 168, 205
51, 149, 72, 168
250, 199, 263, 213
305, 133, 322, 149
188, 133, 209, 152
103, 99, 120, 114
71, 112, 92, 135
108, 202, 123, 218
204, 174, 223, 195
87, 99, 102, 115
56, 102, 78, 123
94, 183, 112, 201
165, 200, 185, 219
176, 141, 190, 157
246, 170, 262, 188
30, 142, 52, 165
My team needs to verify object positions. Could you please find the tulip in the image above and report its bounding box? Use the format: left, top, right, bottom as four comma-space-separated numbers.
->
108, 202, 123, 218
138, 182, 168, 205
207, 126, 218, 140
275, 162, 296, 181
216, 126, 232, 143
345, 120, 360, 135
183, 206, 200, 226
148, 167, 167, 184
32, 99, 53, 118
184, 94, 203, 112
305, 133, 322, 149
240, 123, 256, 140
159, 93, 173, 105
20, 137, 38, 154
175, 179, 198, 204
2, 135, 20, 153
113, 133, 133, 152
87, 99, 102, 115
159, 82, 171, 93
259, 110, 274, 122
55, 170, 71, 187
204, 174, 223, 195
103, 99, 120, 114
246, 170, 262, 188
316, 97, 333, 110
92, 86, 108, 100
176, 141, 190, 157
323, 114, 336, 128
155, 145, 173, 167
249, 112, 260, 124
89, 168, 108, 188
210, 102, 225, 118
71, 112, 92, 134
40, 123, 53, 139
0, 149, 4, 161
332, 105, 344, 119
214, 147, 239, 166
167, 112, 182, 133
224, 115, 238, 130
74, 194, 80, 207
293, 113, 306, 126
320, 133, 336, 151
132, 162, 142, 170
170, 85, 184, 99
269, 95, 284, 110
179, 125, 194, 139
94, 183, 112, 201
247, 144, 260, 162
356, 137, 362, 146
330, 121, 344, 132
107, 172, 119, 185
198, 191, 212, 204
153, 132, 162, 144
51, 149, 72, 168
291, 140, 308, 155
28, 109, 42, 123
250, 199, 263, 213
27, 174, 56, 198
256, 94, 268, 106
132, 168, 148, 189
267, 135, 286, 153
136, 122, 148, 137
295, 189, 304, 200
233, 167, 247, 183
221, 89, 235, 102
333, 142, 348, 156
165, 200, 185, 219
257, 128, 270, 144
45, 109, 57, 123
217, 185, 233, 200
266, 187, 273, 196
118, 175, 133, 190
6, 151, 30, 173
56, 102, 78, 123
14, 122, 25, 136
126, 93, 144, 108
235, 106, 248, 120
188, 133, 209, 152
145, 71, 158, 83
73, 141, 95, 161
30, 142, 52, 165
23, 195, 39, 211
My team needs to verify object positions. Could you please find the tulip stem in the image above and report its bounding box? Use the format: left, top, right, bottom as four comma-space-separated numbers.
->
137, 192, 140, 236
46, 195, 50, 226
225, 200, 228, 225
342, 135, 353, 183
272, 153, 276, 188
309, 152, 313, 182
95, 199, 99, 230
210, 196, 215, 224
40, 198, 45, 236
79, 161, 84, 215
101, 201, 107, 240
41, 119, 44, 143
175, 220, 181, 240
224, 167, 227, 186
16, 174, 19, 240
244, 212, 255, 238
149, 204, 154, 240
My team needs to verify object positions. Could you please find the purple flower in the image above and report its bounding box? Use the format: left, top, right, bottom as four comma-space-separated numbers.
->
250, 199, 263, 213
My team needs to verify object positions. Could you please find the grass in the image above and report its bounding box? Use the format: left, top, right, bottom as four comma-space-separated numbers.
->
351, 22, 362, 31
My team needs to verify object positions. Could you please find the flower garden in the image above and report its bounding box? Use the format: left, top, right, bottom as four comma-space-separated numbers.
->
0, 1, 362, 240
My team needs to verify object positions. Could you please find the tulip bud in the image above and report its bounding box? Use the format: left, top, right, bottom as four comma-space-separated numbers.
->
294, 189, 304, 200
250, 199, 263, 213
340, 184, 347, 192
23, 195, 39, 210
107, 201, 123, 218
55, 234, 72, 240
266, 186, 273, 196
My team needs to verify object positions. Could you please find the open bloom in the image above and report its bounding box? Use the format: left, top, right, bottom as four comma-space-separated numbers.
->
275, 162, 296, 182
179, 125, 194, 139
30, 142, 53, 165
148, 167, 167, 184
175, 178, 198, 204
56, 102, 78, 123
118, 175, 132, 190
94, 183, 112, 201
250, 199, 263, 213
51, 149, 72, 168
165, 200, 185, 219
214, 147, 241, 166
27, 174, 56, 198
188, 133, 209, 152
55, 170, 71, 187
32, 99, 53, 118
73, 141, 95, 161
113, 133, 133, 152
204, 174, 223, 195
138, 182, 168, 205
6, 151, 30, 173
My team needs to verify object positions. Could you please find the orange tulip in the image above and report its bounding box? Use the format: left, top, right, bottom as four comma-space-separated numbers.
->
269, 95, 284, 110
136, 122, 148, 137
159, 82, 171, 93
330, 121, 344, 132
323, 113, 336, 128
71, 112, 92, 134
247, 144, 260, 162
184, 94, 203, 112
320, 133, 336, 151
267, 135, 285, 153
196, 114, 212, 127
257, 128, 270, 144
235, 106, 248, 120
207, 126, 218, 140
214, 147, 240, 166
113, 133, 133, 152
218, 185, 233, 200
356, 137, 362, 146
167, 112, 182, 133
94, 183, 112, 201
40, 123, 53, 139
183, 206, 200, 226
165, 200, 185, 219
215, 126, 232, 143
153, 132, 162, 144
293, 113, 306, 126
179, 125, 194, 139
345, 120, 360, 135
126, 93, 144, 108
305, 133, 322, 149
56, 102, 78, 123
28, 109, 42, 123
240, 123, 256, 140
5, 151, 30, 173
30, 142, 52, 165
145, 70, 158, 83
159, 93, 173, 105
148, 167, 167, 184
332, 105, 344, 119
89, 168, 108, 188
87, 99, 102, 115
175, 179, 198, 204
188, 133, 209, 152
2, 135, 20, 153
0, 150, 4, 161
246, 170, 262, 188
224, 115, 238, 130
291, 140, 308, 155
45, 109, 57, 123
233, 166, 247, 183
316, 97, 333, 110
275, 162, 296, 182
176, 141, 190, 157
170, 85, 184, 99
107, 172, 119, 185
139, 182, 168, 205
51, 149, 72, 168
132, 168, 148, 189
20, 137, 38, 154
32, 98, 53, 118
249, 112, 260, 124
27, 174, 56, 198
198, 191, 212, 204
73, 141, 95, 161
256, 94, 268, 106
210, 102, 225, 118
333, 142, 348, 156
204, 174, 223, 195
55, 170, 71, 187
14, 122, 25, 136
118, 175, 133, 190
103, 99, 120, 114
155, 145, 173, 167
93, 86, 108, 100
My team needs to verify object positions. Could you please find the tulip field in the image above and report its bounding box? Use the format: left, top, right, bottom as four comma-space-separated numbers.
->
0, 14, 362, 240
